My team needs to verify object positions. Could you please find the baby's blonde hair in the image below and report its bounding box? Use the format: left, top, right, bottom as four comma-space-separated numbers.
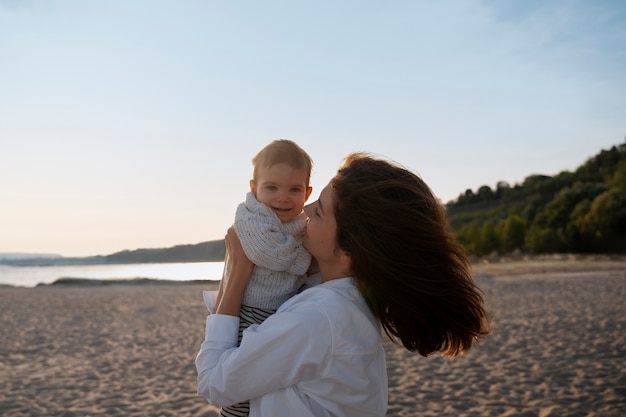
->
252, 139, 313, 187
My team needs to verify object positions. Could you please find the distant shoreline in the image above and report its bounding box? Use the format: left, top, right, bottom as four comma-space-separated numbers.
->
39, 277, 220, 288
2, 254, 623, 290
0, 277, 221, 290
471, 253, 626, 276
0, 261, 226, 289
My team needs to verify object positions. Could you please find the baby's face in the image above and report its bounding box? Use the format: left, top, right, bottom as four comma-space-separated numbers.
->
251, 162, 312, 223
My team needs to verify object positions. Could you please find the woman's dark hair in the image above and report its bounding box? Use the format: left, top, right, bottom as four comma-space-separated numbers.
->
331, 153, 490, 357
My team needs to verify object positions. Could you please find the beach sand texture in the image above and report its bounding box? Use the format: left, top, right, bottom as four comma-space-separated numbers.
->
1, 259, 625, 416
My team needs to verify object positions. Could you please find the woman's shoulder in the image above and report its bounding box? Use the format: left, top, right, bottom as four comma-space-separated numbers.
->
279, 278, 382, 351
283, 277, 359, 307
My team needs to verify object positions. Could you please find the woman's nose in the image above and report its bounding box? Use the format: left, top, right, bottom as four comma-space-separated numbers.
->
304, 202, 315, 216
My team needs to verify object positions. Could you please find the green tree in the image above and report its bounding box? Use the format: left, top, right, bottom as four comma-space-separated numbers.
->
541, 183, 606, 229
526, 227, 565, 253
568, 199, 593, 251
455, 222, 480, 254
581, 187, 626, 251
477, 185, 494, 202
609, 159, 626, 189
500, 215, 527, 253
475, 220, 499, 255
446, 139, 626, 255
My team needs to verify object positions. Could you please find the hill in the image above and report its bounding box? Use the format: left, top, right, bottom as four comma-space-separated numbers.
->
446, 140, 626, 255
0, 240, 226, 266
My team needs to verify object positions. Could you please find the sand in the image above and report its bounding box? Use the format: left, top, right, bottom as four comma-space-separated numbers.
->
1, 258, 625, 416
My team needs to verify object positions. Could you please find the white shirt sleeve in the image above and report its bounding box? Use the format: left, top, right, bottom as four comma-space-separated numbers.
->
195, 302, 332, 407
202, 291, 218, 314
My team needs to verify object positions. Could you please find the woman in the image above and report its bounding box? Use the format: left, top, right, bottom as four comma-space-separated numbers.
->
196, 153, 490, 417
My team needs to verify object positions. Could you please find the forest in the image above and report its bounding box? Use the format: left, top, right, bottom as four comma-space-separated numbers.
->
446, 140, 626, 255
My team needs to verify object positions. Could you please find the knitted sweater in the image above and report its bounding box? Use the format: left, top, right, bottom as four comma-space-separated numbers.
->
230, 192, 312, 310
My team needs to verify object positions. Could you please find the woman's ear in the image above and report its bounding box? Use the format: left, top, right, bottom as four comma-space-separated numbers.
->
339, 251, 352, 272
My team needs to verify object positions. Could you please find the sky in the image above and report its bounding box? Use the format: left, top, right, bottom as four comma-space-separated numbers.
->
1, 0, 625, 257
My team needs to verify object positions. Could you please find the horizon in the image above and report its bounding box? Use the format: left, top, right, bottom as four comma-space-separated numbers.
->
2, 1, 625, 257
2, 138, 621, 260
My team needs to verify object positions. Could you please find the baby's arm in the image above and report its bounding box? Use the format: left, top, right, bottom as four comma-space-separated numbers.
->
237, 221, 311, 275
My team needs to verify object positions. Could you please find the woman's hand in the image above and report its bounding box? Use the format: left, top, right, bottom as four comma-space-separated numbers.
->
216, 227, 254, 316
225, 227, 253, 275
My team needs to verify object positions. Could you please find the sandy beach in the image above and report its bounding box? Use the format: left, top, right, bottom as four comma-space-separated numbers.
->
1, 257, 625, 416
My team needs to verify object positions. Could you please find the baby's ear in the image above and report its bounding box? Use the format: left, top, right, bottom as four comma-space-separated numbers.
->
249, 180, 257, 195
305, 186, 313, 201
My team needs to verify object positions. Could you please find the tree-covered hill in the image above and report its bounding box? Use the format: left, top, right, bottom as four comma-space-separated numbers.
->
102, 240, 226, 263
1, 240, 226, 266
446, 140, 626, 255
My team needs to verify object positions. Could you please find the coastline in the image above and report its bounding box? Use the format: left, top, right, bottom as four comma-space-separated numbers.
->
0, 261, 226, 288
472, 252, 626, 273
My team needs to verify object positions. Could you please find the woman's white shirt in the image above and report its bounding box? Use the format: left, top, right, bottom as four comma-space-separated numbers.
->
196, 277, 388, 417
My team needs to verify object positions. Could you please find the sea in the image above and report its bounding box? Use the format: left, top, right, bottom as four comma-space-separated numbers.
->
0, 262, 225, 288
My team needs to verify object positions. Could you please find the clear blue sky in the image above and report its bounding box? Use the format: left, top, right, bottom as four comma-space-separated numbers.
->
1, 0, 625, 257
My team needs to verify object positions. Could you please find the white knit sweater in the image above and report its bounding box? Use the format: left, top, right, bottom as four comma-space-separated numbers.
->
229, 192, 312, 310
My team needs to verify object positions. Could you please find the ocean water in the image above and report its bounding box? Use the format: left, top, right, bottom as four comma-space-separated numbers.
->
0, 262, 225, 288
